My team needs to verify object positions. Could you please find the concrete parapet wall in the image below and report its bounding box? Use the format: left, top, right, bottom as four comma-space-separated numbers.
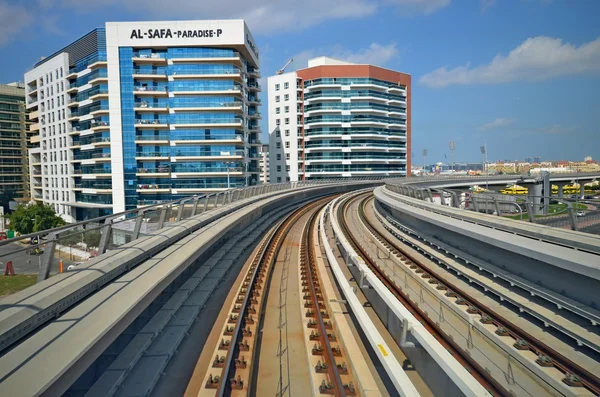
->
375, 186, 600, 309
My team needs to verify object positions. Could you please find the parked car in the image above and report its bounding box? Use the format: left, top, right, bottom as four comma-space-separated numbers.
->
576, 211, 585, 217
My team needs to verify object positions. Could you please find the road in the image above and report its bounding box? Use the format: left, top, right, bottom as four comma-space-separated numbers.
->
0, 241, 79, 275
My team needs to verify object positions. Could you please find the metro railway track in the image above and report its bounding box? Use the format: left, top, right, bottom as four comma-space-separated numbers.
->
350, 192, 600, 396
337, 192, 508, 396
199, 196, 356, 396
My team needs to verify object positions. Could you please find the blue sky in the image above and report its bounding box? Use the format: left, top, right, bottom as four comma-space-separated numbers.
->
1, 0, 599, 163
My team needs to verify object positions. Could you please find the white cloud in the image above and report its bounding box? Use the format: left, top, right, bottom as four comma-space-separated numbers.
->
291, 43, 399, 70
420, 36, 600, 87
56, 0, 377, 34
478, 118, 514, 131
480, 0, 496, 12
0, 1, 33, 46
54, 0, 449, 35
384, 0, 451, 15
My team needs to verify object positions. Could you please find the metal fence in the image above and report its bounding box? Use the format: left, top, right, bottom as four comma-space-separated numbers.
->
385, 183, 600, 232
0, 178, 384, 282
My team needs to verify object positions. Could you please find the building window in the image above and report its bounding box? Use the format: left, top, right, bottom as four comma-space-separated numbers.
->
60, 67, 63, 78
284, 106, 289, 113
277, 165, 282, 172
284, 94, 289, 101
275, 95, 280, 102
286, 165, 290, 171
284, 82, 289, 89
286, 177, 290, 181
284, 118, 289, 125
276, 142, 281, 149
276, 154, 281, 160
277, 177, 282, 182
276, 130, 280, 137
286, 153, 290, 160
285, 142, 290, 148
276, 119, 280, 126
276, 107, 280, 114
275, 84, 280, 91
285, 129, 290, 137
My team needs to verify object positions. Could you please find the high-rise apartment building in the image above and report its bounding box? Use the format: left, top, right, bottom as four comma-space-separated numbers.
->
267, 57, 410, 182
25, 20, 261, 221
258, 143, 270, 184
0, 83, 30, 201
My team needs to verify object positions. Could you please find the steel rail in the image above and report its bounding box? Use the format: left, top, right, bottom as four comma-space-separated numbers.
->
366, 195, 600, 396
338, 192, 508, 396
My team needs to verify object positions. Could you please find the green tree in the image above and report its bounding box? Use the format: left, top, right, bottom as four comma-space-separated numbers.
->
84, 230, 102, 249
6, 203, 65, 235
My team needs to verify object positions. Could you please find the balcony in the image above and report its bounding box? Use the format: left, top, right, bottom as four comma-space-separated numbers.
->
134, 86, 169, 96
134, 135, 169, 144
170, 52, 241, 65
170, 86, 243, 96
247, 82, 261, 92
30, 123, 40, 132
247, 97, 261, 105
136, 183, 171, 193
135, 152, 170, 160
171, 117, 243, 129
171, 69, 243, 81
30, 135, 41, 144
136, 166, 171, 176
132, 53, 167, 64
133, 69, 168, 80
134, 102, 169, 112
170, 101, 243, 112
135, 119, 169, 128
29, 109, 40, 120
248, 112, 261, 119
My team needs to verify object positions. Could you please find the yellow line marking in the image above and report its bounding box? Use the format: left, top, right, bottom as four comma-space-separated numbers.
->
378, 344, 388, 356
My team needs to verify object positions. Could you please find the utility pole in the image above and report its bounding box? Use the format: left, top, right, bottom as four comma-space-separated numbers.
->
449, 141, 455, 174
422, 149, 428, 174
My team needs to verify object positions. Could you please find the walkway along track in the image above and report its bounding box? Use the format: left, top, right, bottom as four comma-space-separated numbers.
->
198, 197, 357, 396
357, 192, 600, 396
338, 192, 507, 397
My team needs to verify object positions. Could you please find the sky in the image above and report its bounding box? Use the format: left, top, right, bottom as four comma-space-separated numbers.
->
0, 0, 599, 164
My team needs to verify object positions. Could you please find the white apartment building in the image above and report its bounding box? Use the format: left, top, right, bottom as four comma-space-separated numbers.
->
258, 143, 270, 184
267, 57, 411, 182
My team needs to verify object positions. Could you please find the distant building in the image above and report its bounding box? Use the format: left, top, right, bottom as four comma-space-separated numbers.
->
0, 83, 30, 201
268, 56, 410, 182
259, 144, 270, 184
534, 156, 542, 163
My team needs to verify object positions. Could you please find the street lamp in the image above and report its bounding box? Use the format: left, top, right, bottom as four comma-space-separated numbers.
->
480, 144, 488, 190
422, 149, 428, 175
224, 161, 236, 189
449, 141, 455, 174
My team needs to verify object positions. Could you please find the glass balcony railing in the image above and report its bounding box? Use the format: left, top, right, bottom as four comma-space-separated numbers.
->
73, 153, 112, 160
135, 118, 170, 125
135, 152, 170, 157
135, 135, 170, 141
133, 68, 168, 75
137, 166, 171, 173
170, 166, 244, 173
74, 182, 113, 189
137, 183, 170, 190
